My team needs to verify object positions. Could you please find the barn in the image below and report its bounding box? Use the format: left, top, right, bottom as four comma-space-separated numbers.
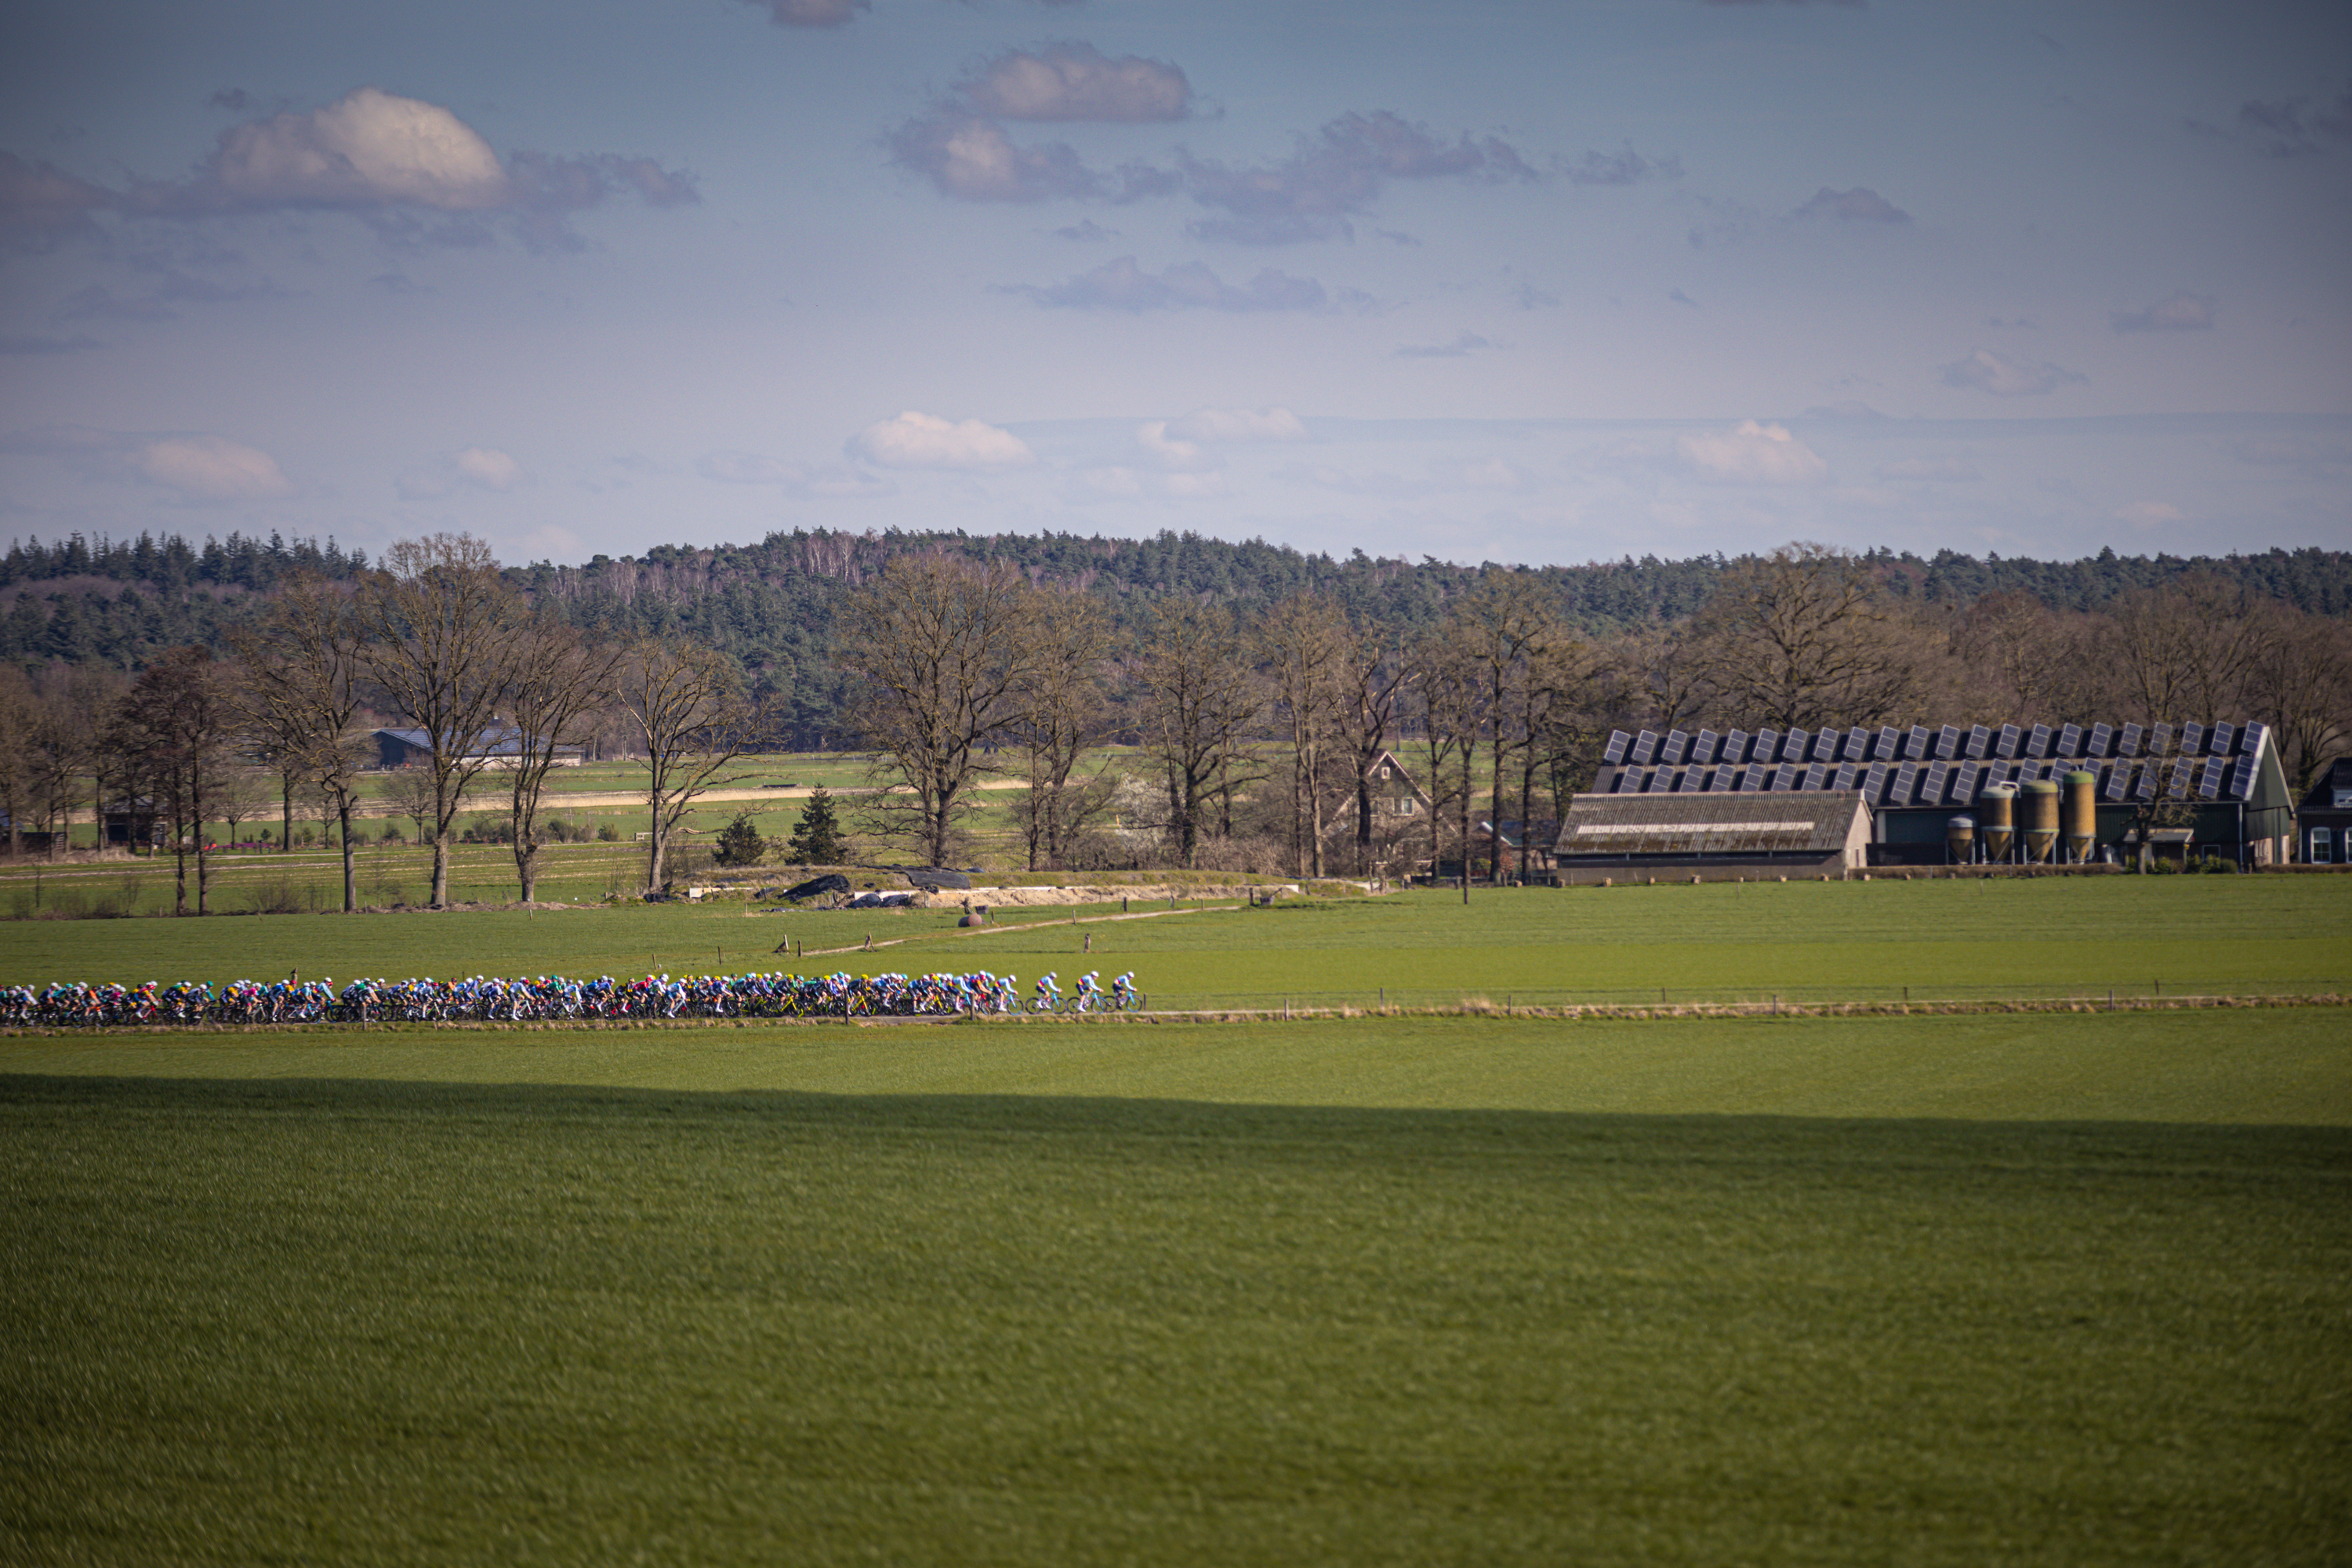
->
1589, 720, 2295, 868
373, 726, 586, 771
1550, 791, 1871, 884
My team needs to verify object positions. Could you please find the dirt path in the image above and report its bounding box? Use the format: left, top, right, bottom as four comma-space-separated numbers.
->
792, 903, 1223, 958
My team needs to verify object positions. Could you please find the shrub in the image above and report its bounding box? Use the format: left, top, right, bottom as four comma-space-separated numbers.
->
712, 811, 770, 869
597, 823, 620, 843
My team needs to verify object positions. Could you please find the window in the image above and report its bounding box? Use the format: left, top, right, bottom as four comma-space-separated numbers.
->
2312, 828, 2335, 864
1396, 797, 1416, 816
2334, 789, 2352, 810
1380, 766, 1392, 780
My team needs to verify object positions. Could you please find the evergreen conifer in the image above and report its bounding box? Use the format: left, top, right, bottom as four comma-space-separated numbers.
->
786, 786, 845, 865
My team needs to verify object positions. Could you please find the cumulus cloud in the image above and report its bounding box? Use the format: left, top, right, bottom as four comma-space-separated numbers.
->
1939, 348, 2086, 397
887, 115, 1109, 202
1676, 420, 1829, 485
1134, 422, 1207, 470
1164, 406, 1308, 443
1178, 111, 1537, 245
957, 43, 1190, 122
1395, 331, 1494, 358
0, 150, 115, 238
1017, 255, 1329, 311
135, 436, 292, 501
735, 0, 866, 26
2111, 291, 2216, 332
1877, 455, 1983, 483
2, 89, 694, 250
456, 447, 521, 489
1795, 186, 1910, 223
847, 412, 1036, 470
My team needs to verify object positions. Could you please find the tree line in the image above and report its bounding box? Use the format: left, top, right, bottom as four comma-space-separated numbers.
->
5, 530, 2348, 899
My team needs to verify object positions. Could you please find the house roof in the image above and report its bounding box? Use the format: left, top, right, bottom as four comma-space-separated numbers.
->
1555, 790, 1868, 858
375, 726, 580, 758
1479, 818, 1559, 851
1594, 720, 2279, 811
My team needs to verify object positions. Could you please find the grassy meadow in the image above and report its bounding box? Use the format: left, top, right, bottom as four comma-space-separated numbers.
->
5, 874, 2348, 1563
1, 874, 2346, 1010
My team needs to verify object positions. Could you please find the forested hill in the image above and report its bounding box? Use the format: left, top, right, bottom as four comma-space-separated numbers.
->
5, 525, 2350, 678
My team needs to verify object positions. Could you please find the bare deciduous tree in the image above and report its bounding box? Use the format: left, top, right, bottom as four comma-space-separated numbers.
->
2245, 602, 2352, 797
111, 646, 234, 913
231, 575, 373, 909
356, 534, 527, 906
1442, 572, 1558, 882
1687, 543, 1927, 732
1339, 626, 1413, 877
503, 620, 624, 901
837, 555, 1042, 866
2097, 574, 2274, 726
621, 639, 759, 891
1007, 589, 1116, 871
1132, 599, 1263, 869
1259, 593, 1352, 878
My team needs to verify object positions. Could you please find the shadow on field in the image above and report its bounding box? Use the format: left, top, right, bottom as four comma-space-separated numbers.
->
8, 1071, 2348, 1173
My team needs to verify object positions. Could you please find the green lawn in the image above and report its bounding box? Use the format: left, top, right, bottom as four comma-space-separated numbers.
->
3, 1062, 2346, 1566
2, 877, 2346, 1008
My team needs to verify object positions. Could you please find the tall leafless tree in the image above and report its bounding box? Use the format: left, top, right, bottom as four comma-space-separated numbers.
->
1443, 572, 1558, 882
837, 554, 1042, 866
1006, 589, 1116, 870
231, 575, 373, 910
2245, 602, 2352, 797
356, 534, 527, 906
1338, 624, 1414, 877
111, 646, 234, 913
620, 638, 759, 891
1687, 543, 1927, 731
503, 619, 624, 901
1259, 593, 1352, 877
1131, 599, 1263, 869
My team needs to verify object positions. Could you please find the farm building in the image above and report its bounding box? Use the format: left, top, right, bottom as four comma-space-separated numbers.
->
1363, 748, 1432, 820
2296, 757, 2352, 865
1551, 792, 1872, 884
1477, 818, 1560, 880
372, 726, 586, 771
1590, 721, 2295, 867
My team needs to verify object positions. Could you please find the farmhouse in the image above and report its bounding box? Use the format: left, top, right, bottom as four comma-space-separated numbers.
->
373, 726, 586, 771
1551, 791, 1872, 884
1591, 720, 2295, 867
1362, 748, 1431, 819
2296, 757, 2352, 866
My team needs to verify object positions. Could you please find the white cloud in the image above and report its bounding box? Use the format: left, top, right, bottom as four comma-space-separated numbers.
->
847, 412, 1036, 470
1135, 421, 1207, 470
456, 447, 521, 489
205, 88, 509, 210
959, 44, 1191, 123
2113, 500, 2184, 526
135, 436, 292, 500
1675, 420, 1828, 485
1938, 348, 2087, 397
2111, 292, 2217, 332
1165, 405, 1308, 443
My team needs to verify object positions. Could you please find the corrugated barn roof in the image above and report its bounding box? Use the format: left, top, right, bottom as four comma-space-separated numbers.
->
1555, 790, 1866, 857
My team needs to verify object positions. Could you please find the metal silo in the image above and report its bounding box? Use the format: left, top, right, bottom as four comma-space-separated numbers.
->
2063, 770, 2096, 863
1979, 784, 2015, 862
1947, 815, 1976, 866
2021, 779, 2060, 863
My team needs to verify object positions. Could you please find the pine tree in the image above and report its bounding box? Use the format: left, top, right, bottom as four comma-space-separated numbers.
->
711, 810, 770, 868
786, 786, 845, 865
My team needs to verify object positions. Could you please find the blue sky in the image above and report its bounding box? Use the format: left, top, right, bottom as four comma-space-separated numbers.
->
3, 0, 2347, 570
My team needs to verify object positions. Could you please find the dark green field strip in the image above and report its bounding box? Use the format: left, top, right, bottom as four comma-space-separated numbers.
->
9, 1007, 2350, 1126
3, 1076, 2347, 1566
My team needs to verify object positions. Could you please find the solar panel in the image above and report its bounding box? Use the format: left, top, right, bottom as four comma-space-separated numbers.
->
1693, 728, 1721, 765
2056, 723, 2082, 758
1858, 761, 1887, 802
1996, 724, 2021, 759
2027, 723, 2053, 759
2167, 757, 2194, 798
1847, 726, 1871, 761
1933, 724, 1960, 760
1964, 725, 1991, 760
1803, 762, 1830, 790
1926, 761, 1954, 803
1952, 761, 1980, 800
1900, 725, 1927, 760
1740, 763, 1769, 792
1832, 762, 1859, 792
2228, 752, 2257, 799
2179, 721, 2205, 756
2102, 762, 2132, 801
1628, 730, 1659, 766
2148, 722, 2173, 758
2087, 723, 2113, 758
2118, 723, 2143, 758
2198, 758, 2225, 800
1784, 727, 1810, 763
1754, 728, 1781, 763
2208, 720, 2234, 756
1661, 729, 1691, 766
1888, 761, 1918, 805
1722, 729, 1750, 764
1601, 730, 1631, 766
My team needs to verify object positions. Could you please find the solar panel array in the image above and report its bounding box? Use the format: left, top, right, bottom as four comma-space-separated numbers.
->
1595, 720, 2271, 809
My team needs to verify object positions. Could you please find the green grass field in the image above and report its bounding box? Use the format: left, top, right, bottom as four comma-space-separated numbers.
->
5, 878, 2349, 1563
2, 877, 2346, 1009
